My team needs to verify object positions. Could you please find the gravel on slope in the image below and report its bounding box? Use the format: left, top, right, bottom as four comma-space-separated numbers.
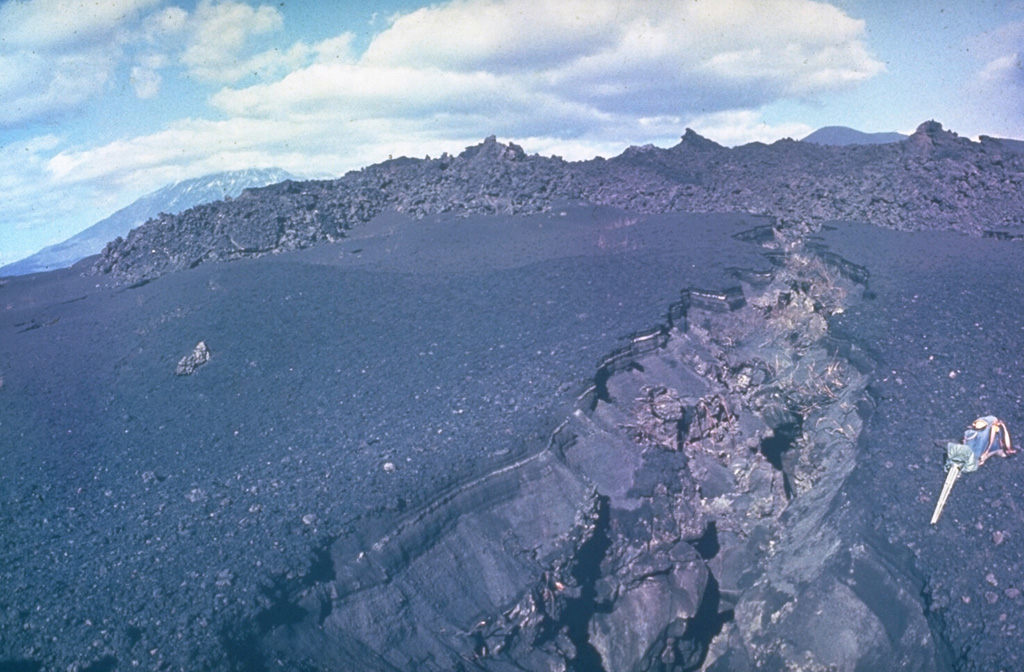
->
0, 206, 769, 671
819, 222, 1024, 672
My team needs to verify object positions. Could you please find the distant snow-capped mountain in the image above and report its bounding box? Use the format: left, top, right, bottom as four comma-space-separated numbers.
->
801, 126, 907, 146
0, 167, 294, 277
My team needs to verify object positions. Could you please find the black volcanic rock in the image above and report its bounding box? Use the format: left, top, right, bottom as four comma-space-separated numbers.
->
678, 127, 727, 152
92, 122, 1024, 286
979, 135, 1024, 155
906, 119, 966, 157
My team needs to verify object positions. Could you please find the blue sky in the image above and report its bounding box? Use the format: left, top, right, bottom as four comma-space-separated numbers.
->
1, 0, 1022, 267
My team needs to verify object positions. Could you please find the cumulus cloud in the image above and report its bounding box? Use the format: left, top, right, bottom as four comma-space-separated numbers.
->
979, 52, 1022, 82
361, 0, 883, 114
130, 65, 163, 99
213, 0, 882, 138
0, 0, 162, 125
0, 49, 115, 125
961, 20, 1024, 138
142, 4, 190, 40
47, 116, 351, 190
0, 0, 309, 122
180, 0, 285, 81
129, 0, 326, 96
0, 0, 160, 50
976, 20, 1023, 88
361, 0, 620, 72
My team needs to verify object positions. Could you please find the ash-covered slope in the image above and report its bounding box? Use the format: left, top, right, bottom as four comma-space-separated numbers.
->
0, 207, 775, 671
93, 121, 1024, 285
815, 224, 1024, 672
0, 168, 293, 277
6, 120, 1024, 672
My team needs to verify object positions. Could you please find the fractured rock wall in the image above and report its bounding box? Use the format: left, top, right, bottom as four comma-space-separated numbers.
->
244, 222, 944, 671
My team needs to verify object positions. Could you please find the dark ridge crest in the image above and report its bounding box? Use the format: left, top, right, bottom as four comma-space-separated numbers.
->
92, 121, 1024, 285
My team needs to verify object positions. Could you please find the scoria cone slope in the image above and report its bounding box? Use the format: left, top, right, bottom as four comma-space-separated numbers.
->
2, 122, 1023, 671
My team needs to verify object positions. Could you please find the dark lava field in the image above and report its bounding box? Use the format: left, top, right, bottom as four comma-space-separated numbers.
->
1, 125, 1023, 672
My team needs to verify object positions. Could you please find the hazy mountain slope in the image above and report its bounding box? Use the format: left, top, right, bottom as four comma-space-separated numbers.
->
0, 168, 293, 277
801, 125, 907, 145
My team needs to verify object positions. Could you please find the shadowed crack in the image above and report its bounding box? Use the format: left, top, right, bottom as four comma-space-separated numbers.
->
758, 416, 802, 499
565, 496, 613, 672
222, 220, 945, 671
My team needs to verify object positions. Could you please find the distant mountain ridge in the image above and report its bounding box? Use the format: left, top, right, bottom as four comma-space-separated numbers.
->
801, 126, 907, 145
0, 167, 294, 277
92, 121, 1024, 285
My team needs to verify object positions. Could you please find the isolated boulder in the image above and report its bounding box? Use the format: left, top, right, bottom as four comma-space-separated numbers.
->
175, 340, 210, 375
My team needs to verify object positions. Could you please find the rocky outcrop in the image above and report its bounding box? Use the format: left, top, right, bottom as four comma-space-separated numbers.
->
92, 122, 1024, 285
175, 341, 210, 375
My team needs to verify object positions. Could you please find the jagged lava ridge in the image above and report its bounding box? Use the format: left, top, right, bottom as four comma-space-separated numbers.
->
94, 121, 1024, 285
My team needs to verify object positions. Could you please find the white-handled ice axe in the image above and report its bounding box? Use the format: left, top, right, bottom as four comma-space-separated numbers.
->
930, 441, 979, 525
930, 462, 961, 524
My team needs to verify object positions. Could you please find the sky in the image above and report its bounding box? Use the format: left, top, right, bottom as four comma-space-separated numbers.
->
1, 0, 1022, 267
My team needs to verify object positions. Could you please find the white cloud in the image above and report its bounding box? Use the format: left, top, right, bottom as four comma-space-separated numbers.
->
47, 116, 353, 190
361, 0, 620, 71
212, 61, 558, 123
686, 109, 815, 146
360, 0, 883, 116
0, 49, 115, 125
0, 133, 120, 264
180, 0, 286, 82
976, 20, 1023, 85
131, 65, 163, 99
212, 41, 319, 83
212, 0, 882, 136
0, 0, 161, 49
130, 0, 324, 94
960, 20, 1024, 139
980, 53, 1022, 82
971, 53, 1024, 138
0, 0, 307, 123
0, 0, 166, 125
141, 4, 190, 42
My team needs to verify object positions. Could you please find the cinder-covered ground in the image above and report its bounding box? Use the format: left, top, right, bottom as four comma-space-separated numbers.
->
819, 223, 1024, 672
2, 205, 1022, 672
0, 206, 770, 671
